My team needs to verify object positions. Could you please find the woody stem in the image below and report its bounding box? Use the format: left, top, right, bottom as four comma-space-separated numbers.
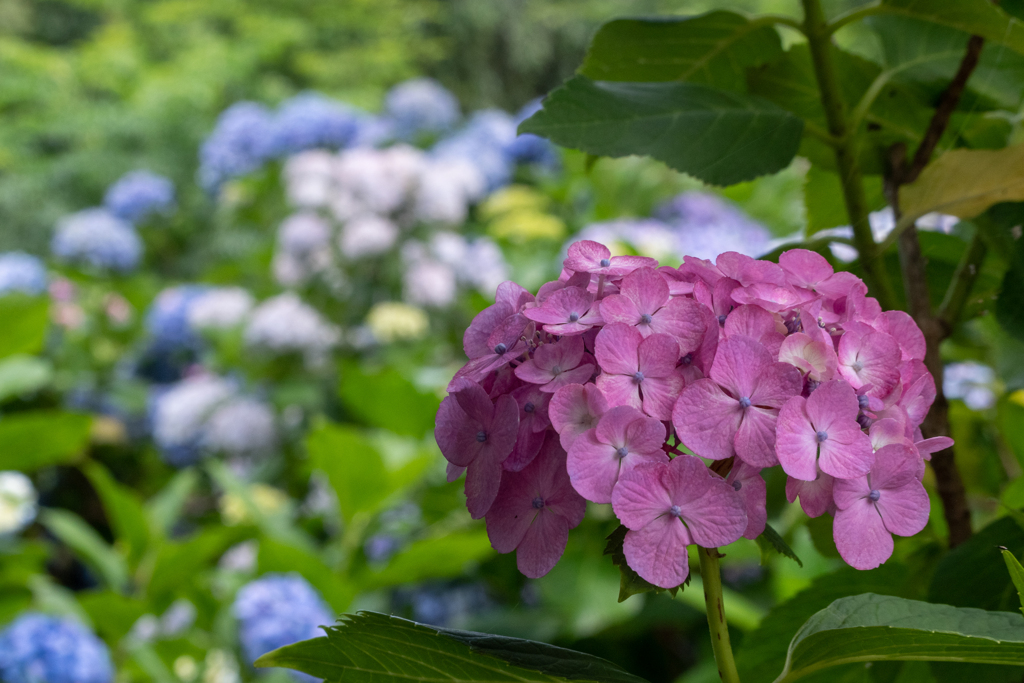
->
699, 546, 741, 683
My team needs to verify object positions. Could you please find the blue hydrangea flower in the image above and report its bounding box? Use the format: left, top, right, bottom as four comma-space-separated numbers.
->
267, 93, 361, 156
384, 78, 460, 138
51, 209, 142, 272
199, 102, 276, 192
0, 613, 113, 683
103, 171, 176, 223
654, 191, 772, 260
944, 361, 996, 410
145, 285, 209, 351
234, 574, 333, 680
508, 99, 559, 167
0, 252, 47, 295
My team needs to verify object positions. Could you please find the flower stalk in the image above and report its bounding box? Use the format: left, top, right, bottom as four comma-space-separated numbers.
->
699, 546, 741, 683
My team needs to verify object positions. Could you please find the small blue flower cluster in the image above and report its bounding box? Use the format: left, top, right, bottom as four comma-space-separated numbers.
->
0, 613, 113, 683
393, 581, 492, 627
145, 285, 210, 351
0, 252, 47, 295
199, 102, 278, 192
104, 170, 176, 223
384, 78, 460, 139
51, 208, 142, 272
268, 93, 361, 157
234, 574, 333, 680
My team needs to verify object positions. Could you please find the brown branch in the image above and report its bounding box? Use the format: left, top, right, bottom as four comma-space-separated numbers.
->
884, 33, 987, 547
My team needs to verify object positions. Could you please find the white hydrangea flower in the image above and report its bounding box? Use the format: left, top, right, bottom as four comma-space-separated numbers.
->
187, 287, 255, 331
203, 397, 277, 456
283, 151, 336, 208
277, 213, 332, 255
0, 471, 37, 535
428, 233, 508, 296
152, 375, 236, 452
413, 157, 486, 225
338, 214, 399, 258
244, 293, 341, 359
944, 361, 997, 411
403, 259, 457, 307
333, 145, 425, 216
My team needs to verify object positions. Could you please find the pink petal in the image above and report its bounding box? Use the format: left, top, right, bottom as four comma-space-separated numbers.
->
662, 455, 747, 548
549, 384, 608, 450
495, 280, 535, 310
834, 499, 893, 570
596, 373, 642, 412
749, 362, 802, 409
485, 482, 538, 552
709, 335, 771, 400
523, 287, 594, 325
724, 304, 778, 342
731, 283, 811, 313
672, 379, 743, 460
454, 381, 495, 426
779, 248, 833, 288
868, 417, 908, 450
599, 294, 643, 327
716, 252, 786, 286
611, 462, 673, 529
541, 364, 595, 393
447, 462, 466, 483
622, 267, 670, 315
875, 310, 926, 361
465, 454, 504, 519
514, 361, 555, 385
876, 481, 930, 537
870, 443, 925, 490
504, 424, 548, 472
516, 510, 570, 578
564, 240, 611, 273
463, 303, 514, 358
837, 330, 901, 397
915, 436, 953, 459
785, 473, 834, 518
649, 297, 707, 353
435, 396, 485, 467
623, 517, 692, 589
775, 396, 820, 481
639, 372, 684, 421
818, 430, 874, 480
594, 405, 647, 446
779, 333, 837, 382
637, 333, 681, 377
734, 407, 780, 468
805, 380, 859, 433
832, 473, 871, 511
595, 323, 642, 375
728, 463, 767, 539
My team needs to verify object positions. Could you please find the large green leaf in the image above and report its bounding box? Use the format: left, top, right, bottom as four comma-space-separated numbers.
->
356, 529, 494, 590
0, 295, 49, 359
0, 410, 92, 471
147, 525, 255, 597
305, 421, 390, 523
83, 461, 151, 566
580, 12, 782, 90
1001, 548, 1024, 617
804, 166, 887, 234
755, 523, 802, 567
736, 563, 910, 683
880, 0, 1024, 56
774, 593, 1024, 682
258, 538, 353, 612
519, 76, 803, 186
257, 611, 651, 683
0, 355, 52, 402
38, 508, 128, 591
338, 362, 440, 438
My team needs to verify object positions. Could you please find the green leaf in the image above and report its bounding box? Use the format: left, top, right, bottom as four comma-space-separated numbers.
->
257, 611, 652, 683
305, 421, 389, 523
258, 538, 354, 612
83, 461, 151, 566
338, 362, 440, 438
0, 410, 92, 471
774, 593, 1024, 682
148, 526, 255, 597
580, 12, 782, 90
1001, 548, 1024, 617
38, 508, 128, 591
603, 525, 683, 602
805, 515, 840, 559
357, 529, 494, 590
0, 295, 49, 359
736, 563, 910, 683
755, 523, 802, 567
804, 166, 887, 235
880, 0, 1024, 57
145, 468, 199, 536
520, 76, 803, 186
0, 355, 52, 402
77, 590, 148, 642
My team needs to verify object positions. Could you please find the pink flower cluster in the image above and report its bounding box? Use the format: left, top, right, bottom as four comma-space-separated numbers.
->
435, 241, 951, 585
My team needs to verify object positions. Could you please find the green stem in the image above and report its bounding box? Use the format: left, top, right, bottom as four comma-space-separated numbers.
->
801, 0, 897, 310
937, 228, 987, 328
699, 546, 741, 683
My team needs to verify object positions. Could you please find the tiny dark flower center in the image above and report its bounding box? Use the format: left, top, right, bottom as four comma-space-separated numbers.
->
739, 396, 752, 408
851, 361, 864, 372
717, 314, 727, 326
476, 430, 488, 443
868, 489, 881, 502
551, 365, 562, 375
815, 430, 828, 443
493, 342, 507, 355
615, 446, 629, 459
532, 497, 545, 509
640, 313, 653, 325
668, 505, 682, 518
568, 311, 580, 323
858, 394, 870, 409
599, 258, 611, 268
632, 371, 645, 384
680, 353, 693, 366
732, 480, 742, 491
524, 402, 535, 414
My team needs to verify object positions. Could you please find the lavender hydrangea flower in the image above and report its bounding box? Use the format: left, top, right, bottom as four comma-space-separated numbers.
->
655, 191, 772, 261
103, 170, 176, 223
0, 613, 113, 683
943, 361, 996, 410
384, 78, 460, 138
244, 293, 341, 363
146, 285, 210, 350
234, 574, 333, 681
203, 397, 277, 457
51, 209, 142, 272
199, 102, 276, 192
0, 252, 47, 296
149, 375, 235, 467
268, 93, 360, 156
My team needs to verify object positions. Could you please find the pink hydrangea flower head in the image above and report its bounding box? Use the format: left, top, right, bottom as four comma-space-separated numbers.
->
775, 380, 874, 481
549, 383, 610, 450
451, 313, 532, 388
599, 267, 706, 350
462, 281, 533, 359
435, 380, 520, 518
895, 360, 936, 429
564, 240, 658, 277
833, 443, 929, 570
693, 278, 739, 328
726, 461, 767, 539
566, 405, 668, 504
672, 335, 801, 466
522, 286, 602, 336
715, 252, 786, 287
872, 310, 926, 362
514, 336, 595, 392
785, 472, 835, 518
658, 265, 695, 296
485, 433, 587, 578
837, 327, 902, 399
594, 323, 683, 420
779, 332, 837, 383
779, 249, 863, 300
723, 304, 784, 358
677, 303, 720, 384
731, 282, 814, 314
504, 385, 552, 472
612, 456, 747, 589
